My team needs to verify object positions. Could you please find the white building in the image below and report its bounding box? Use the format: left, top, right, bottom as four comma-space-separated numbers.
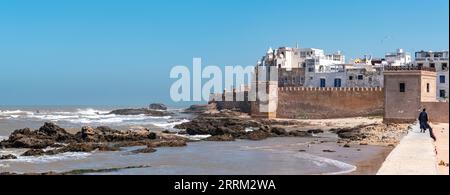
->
385, 49, 412, 66
304, 64, 384, 88
413, 50, 449, 101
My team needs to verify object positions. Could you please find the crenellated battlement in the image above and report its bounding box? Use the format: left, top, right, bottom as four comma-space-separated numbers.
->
278, 87, 384, 92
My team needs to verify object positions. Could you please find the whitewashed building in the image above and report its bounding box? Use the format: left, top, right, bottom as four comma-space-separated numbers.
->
385, 49, 412, 66
413, 50, 449, 101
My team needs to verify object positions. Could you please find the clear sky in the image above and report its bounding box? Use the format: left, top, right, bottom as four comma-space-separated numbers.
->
0, 0, 448, 106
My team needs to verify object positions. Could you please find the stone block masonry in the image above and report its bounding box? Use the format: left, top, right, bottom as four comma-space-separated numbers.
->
277, 87, 384, 119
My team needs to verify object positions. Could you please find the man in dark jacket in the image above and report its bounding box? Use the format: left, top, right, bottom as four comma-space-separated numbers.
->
418, 109, 436, 141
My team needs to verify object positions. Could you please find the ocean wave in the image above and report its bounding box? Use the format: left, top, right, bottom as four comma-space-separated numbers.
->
1, 152, 91, 164
153, 119, 190, 128
293, 153, 357, 175
0, 110, 34, 116
0, 136, 8, 141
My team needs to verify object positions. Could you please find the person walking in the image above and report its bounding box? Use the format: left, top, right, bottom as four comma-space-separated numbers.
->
418, 108, 436, 141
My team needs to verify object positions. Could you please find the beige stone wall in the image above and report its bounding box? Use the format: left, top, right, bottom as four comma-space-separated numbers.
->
383, 69, 438, 123
421, 102, 449, 123
384, 74, 421, 123
420, 72, 438, 102
277, 87, 384, 119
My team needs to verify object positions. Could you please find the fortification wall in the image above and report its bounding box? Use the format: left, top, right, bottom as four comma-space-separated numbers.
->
277, 87, 384, 119
421, 102, 449, 123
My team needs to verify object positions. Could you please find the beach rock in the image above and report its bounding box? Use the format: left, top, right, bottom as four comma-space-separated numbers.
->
147, 140, 187, 148
204, 134, 235, 142
81, 126, 96, 141
149, 103, 167, 110
322, 150, 336, 153
270, 127, 288, 136
10, 137, 56, 149
130, 147, 157, 154
289, 130, 310, 137
22, 149, 45, 156
44, 143, 119, 156
307, 129, 324, 134
109, 108, 172, 116
0, 154, 17, 160
182, 103, 217, 114
241, 130, 270, 141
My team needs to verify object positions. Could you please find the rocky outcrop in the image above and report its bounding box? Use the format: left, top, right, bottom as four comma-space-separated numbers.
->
0, 123, 78, 149
0, 154, 17, 160
130, 147, 157, 154
174, 110, 319, 141
109, 108, 172, 116
149, 103, 167, 110
0, 122, 188, 157
182, 103, 217, 114
330, 123, 409, 146
204, 134, 235, 141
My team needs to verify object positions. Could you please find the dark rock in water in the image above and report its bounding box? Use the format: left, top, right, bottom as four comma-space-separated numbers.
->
38, 122, 74, 142
43, 143, 119, 156
204, 134, 235, 142
270, 127, 288, 136
241, 130, 270, 141
22, 149, 45, 156
10, 137, 56, 149
298, 150, 307, 152
162, 130, 175, 134
177, 131, 187, 135
0, 123, 79, 149
149, 103, 167, 110
130, 147, 157, 154
0, 154, 17, 160
322, 149, 336, 153
147, 140, 187, 148
289, 130, 310, 137
307, 129, 324, 134
109, 108, 172, 116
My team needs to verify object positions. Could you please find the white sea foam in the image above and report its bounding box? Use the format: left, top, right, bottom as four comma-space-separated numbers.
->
0, 136, 8, 141
294, 153, 357, 175
153, 119, 190, 129
0, 110, 34, 117
1, 152, 91, 164
177, 134, 211, 141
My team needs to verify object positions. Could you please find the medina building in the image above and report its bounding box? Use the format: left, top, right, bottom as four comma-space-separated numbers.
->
413, 50, 449, 101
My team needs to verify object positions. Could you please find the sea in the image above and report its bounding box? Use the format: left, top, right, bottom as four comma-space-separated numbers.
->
0, 106, 387, 175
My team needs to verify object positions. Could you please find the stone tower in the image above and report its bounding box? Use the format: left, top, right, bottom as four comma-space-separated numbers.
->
383, 67, 437, 123
250, 66, 278, 119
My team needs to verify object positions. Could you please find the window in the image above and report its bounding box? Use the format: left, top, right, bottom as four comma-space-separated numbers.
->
368, 77, 372, 82
427, 83, 430, 93
442, 63, 448, 71
349, 76, 354, 80
440, 75, 446, 84
357, 75, 364, 80
334, 78, 342, 87
418, 63, 423, 67
440, 90, 446, 98
308, 67, 314, 72
430, 63, 435, 68
400, 83, 406, 92
320, 79, 326, 87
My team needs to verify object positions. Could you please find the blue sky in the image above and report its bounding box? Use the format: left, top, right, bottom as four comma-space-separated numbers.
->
0, 0, 448, 106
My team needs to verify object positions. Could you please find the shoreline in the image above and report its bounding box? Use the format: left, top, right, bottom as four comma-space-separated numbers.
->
1, 113, 409, 175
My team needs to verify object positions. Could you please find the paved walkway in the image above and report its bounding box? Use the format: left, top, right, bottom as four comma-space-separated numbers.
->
377, 123, 438, 175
